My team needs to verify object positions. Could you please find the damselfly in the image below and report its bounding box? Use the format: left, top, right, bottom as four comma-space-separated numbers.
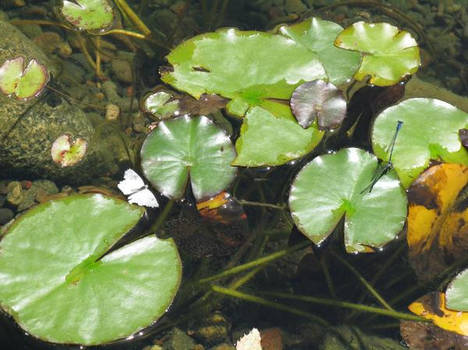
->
361, 120, 403, 193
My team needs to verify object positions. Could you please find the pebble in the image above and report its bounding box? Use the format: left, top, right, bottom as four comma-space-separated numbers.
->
106, 103, 120, 121
111, 58, 133, 84
0, 208, 14, 225
6, 181, 23, 206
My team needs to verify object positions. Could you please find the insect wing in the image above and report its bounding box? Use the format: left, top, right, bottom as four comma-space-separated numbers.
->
128, 189, 159, 208
118, 169, 146, 195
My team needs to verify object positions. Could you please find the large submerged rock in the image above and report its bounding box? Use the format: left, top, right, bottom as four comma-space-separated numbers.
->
0, 20, 118, 183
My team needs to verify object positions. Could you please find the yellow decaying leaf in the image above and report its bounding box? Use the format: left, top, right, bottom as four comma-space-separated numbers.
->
407, 163, 468, 280
409, 292, 468, 336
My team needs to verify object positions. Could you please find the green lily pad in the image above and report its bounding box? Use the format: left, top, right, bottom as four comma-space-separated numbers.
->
143, 91, 180, 120
335, 21, 420, 86
446, 269, 468, 311
277, 17, 361, 86
0, 194, 181, 345
372, 98, 468, 188
233, 106, 324, 167
141, 115, 236, 200
61, 0, 116, 32
161, 27, 327, 117
289, 148, 407, 253
0, 57, 49, 99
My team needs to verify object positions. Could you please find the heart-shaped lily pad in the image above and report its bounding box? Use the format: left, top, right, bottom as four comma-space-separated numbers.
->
51, 133, 88, 167
233, 106, 324, 167
335, 21, 420, 86
142, 91, 180, 120
277, 17, 361, 86
446, 269, 468, 311
372, 98, 468, 188
141, 115, 236, 200
290, 80, 347, 130
61, 0, 116, 32
0, 57, 49, 99
0, 194, 181, 345
161, 27, 327, 117
289, 147, 407, 253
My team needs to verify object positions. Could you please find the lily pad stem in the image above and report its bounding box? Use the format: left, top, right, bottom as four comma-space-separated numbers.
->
212, 285, 330, 326
198, 240, 311, 284
237, 199, 285, 210
259, 291, 427, 322
320, 254, 337, 299
113, 0, 152, 37
149, 199, 175, 234
330, 250, 395, 312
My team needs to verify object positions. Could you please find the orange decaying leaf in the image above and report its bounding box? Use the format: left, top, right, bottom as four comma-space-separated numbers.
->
407, 163, 468, 254
409, 292, 468, 336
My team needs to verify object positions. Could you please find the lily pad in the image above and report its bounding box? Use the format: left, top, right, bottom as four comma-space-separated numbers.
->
161, 27, 327, 117
233, 106, 324, 167
141, 115, 236, 200
290, 80, 347, 130
61, 0, 116, 32
0, 194, 181, 345
372, 98, 468, 188
277, 17, 361, 86
289, 148, 407, 253
446, 269, 468, 312
51, 133, 88, 167
0, 57, 49, 99
143, 91, 180, 120
335, 21, 420, 86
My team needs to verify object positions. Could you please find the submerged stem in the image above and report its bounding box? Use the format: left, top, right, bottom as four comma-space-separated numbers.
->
212, 286, 330, 326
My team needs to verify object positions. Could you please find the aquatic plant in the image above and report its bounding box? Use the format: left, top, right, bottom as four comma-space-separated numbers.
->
0, 194, 181, 345
60, 0, 117, 32
50, 133, 88, 167
0, 56, 49, 99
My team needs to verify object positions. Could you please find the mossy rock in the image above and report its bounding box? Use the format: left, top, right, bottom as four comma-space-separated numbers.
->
0, 20, 118, 182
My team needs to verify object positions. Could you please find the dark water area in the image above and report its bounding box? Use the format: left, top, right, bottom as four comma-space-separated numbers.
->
0, 1, 467, 350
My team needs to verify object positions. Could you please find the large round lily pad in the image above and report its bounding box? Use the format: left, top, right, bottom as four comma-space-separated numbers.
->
233, 106, 324, 166
161, 27, 327, 117
141, 115, 236, 200
0, 194, 181, 345
335, 21, 420, 86
289, 148, 407, 253
372, 98, 468, 188
277, 17, 361, 86
446, 269, 468, 311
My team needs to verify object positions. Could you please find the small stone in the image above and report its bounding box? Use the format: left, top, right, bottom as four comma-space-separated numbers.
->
0, 181, 8, 194
111, 58, 133, 83
33, 180, 59, 195
163, 328, 196, 350
133, 115, 147, 133
6, 181, 23, 206
0, 194, 5, 207
0, 208, 14, 225
105, 103, 120, 121
208, 344, 235, 350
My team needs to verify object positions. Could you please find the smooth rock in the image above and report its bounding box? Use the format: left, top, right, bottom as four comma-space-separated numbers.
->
0, 208, 14, 225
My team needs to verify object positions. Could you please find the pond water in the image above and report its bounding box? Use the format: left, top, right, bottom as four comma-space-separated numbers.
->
0, 1, 467, 349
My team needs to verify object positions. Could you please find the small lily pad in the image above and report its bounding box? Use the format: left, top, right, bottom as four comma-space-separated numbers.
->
141, 115, 236, 200
0, 57, 49, 99
446, 269, 468, 311
51, 133, 88, 167
289, 148, 407, 253
372, 98, 468, 188
0, 194, 182, 345
335, 22, 420, 86
142, 91, 180, 120
233, 106, 324, 167
61, 0, 116, 32
290, 80, 347, 130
